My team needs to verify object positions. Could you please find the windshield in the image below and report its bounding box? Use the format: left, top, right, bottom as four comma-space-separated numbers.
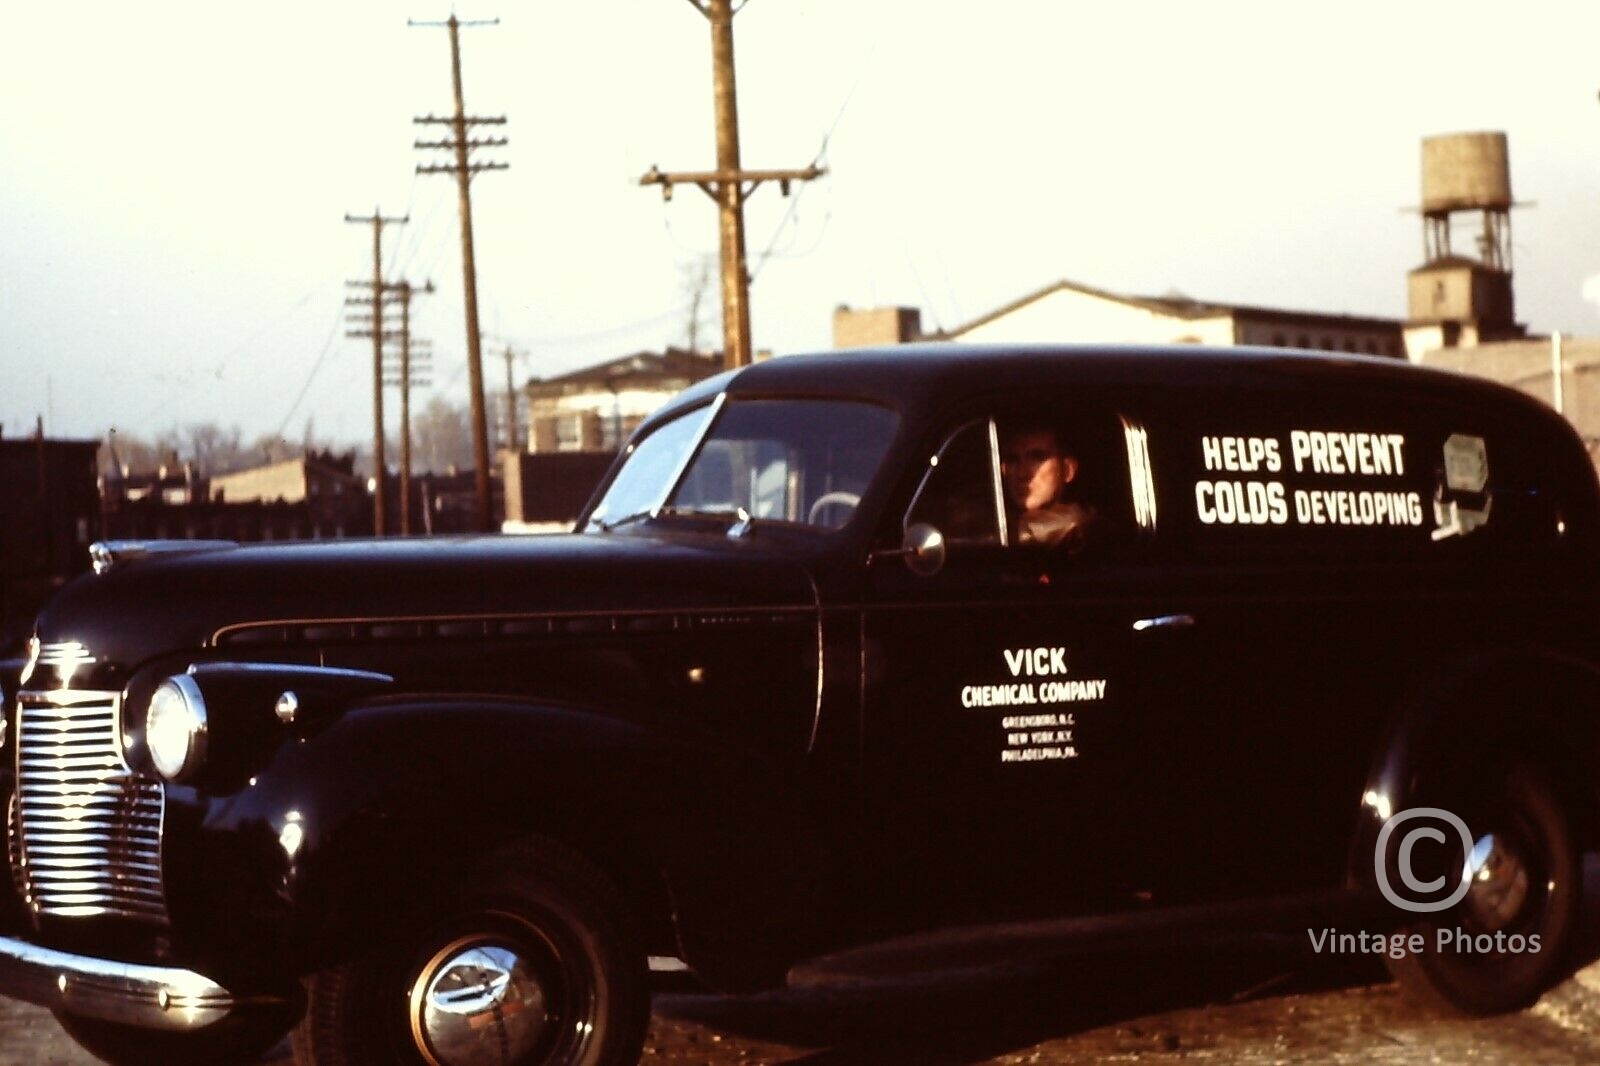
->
585, 398, 899, 532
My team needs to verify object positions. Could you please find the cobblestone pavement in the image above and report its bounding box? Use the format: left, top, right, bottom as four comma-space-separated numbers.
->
6, 946, 1600, 1065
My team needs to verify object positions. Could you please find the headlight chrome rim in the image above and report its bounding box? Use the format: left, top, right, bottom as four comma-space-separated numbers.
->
146, 674, 207, 781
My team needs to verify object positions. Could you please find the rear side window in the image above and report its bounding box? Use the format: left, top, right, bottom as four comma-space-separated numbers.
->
1154, 389, 1565, 563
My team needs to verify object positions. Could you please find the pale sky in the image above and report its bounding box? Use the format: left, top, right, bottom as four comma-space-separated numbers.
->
4, 1, 1600, 448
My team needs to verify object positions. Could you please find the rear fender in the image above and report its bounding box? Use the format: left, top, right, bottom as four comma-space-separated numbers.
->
1348, 648, 1600, 890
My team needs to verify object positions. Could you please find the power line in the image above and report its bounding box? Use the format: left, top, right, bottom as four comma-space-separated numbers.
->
205, 285, 321, 379
392, 172, 454, 280
396, 190, 456, 301
748, 60, 858, 284
385, 169, 423, 280
498, 304, 692, 347
274, 301, 349, 439
124, 280, 335, 430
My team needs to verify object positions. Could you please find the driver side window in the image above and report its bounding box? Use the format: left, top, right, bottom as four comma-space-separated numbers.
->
904, 405, 1149, 556
905, 420, 1005, 545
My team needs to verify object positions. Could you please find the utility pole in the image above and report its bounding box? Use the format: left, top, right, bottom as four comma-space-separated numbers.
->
500, 344, 522, 453
343, 209, 407, 535
384, 281, 435, 534
639, 0, 824, 370
412, 13, 508, 533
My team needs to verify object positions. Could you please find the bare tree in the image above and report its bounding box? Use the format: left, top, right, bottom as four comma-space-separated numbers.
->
413, 397, 473, 474
681, 256, 714, 354
101, 424, 318, 478
184, 423, 244, 475
100, 429, 159, 477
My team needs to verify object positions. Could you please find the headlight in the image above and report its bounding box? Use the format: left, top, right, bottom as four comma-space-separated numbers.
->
146, 675, 207, 781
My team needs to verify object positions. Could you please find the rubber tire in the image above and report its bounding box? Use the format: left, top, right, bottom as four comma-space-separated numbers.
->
1385, 763, 1580, 1016
55, 1007, 294, 1066
290, 836, 649, 1066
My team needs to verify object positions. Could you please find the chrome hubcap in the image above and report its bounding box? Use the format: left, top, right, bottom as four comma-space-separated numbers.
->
1462, 832, 1531, 932
410, 936, 550, 1066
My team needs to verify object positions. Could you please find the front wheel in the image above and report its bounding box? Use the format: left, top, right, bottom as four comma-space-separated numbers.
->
291, 837, 649, 1065
1385, 762, 1580, 1015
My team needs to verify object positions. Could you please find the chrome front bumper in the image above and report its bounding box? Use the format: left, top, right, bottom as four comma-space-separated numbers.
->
0, 935, 238, 1030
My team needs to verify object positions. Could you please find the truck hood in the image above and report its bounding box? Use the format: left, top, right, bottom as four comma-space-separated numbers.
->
32, 533, 818, 680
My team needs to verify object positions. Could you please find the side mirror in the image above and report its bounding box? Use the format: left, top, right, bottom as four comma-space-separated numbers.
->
899, 522, 947, 576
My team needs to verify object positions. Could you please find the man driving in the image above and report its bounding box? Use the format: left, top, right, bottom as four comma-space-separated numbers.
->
999, 422, 1095, 549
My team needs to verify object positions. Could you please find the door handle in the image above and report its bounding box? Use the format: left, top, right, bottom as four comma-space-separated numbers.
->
1132, 614, 1196, 632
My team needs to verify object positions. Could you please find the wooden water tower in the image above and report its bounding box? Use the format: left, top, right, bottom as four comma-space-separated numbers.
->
1407, 132, 1522, 343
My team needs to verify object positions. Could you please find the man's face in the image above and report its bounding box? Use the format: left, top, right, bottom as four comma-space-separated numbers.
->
1001, 429, 1073, 511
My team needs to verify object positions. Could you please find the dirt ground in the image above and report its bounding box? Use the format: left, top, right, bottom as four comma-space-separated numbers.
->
6, 943, 1600, 1065
9, 863, 1600, 1064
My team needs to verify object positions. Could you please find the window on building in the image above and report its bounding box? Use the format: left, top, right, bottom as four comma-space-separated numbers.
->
599, 416, 621, 451
554, 414, 586, 452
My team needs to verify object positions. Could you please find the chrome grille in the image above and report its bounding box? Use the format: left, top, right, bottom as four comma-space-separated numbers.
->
13, 687, 168, 923
6, 792, 25, 905
30, 639, 94, 679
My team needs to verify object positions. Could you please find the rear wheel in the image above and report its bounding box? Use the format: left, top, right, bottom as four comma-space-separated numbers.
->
291, 837, 649, 1065
1385, 762, 1579, 1015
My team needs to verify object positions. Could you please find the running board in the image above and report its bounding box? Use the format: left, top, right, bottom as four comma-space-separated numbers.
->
788, 888, 1383, 987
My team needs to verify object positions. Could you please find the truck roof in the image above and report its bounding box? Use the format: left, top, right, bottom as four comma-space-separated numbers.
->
656, 343, 1553, 428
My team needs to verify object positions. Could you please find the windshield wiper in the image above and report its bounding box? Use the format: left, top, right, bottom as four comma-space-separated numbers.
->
592, 505, 692, 532
594, 505, 791, 536
593, 511, 649, 532
727, 506, 756, 538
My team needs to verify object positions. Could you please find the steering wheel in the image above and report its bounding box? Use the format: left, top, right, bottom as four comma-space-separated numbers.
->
808, 491, 861, 526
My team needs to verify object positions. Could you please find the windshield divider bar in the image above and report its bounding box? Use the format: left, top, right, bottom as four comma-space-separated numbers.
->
988, 417, 1010, 547
652, 392, 728, 518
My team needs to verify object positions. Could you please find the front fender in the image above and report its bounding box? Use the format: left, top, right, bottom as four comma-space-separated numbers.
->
168, 695, 816, 989
123, 660, 394, 792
